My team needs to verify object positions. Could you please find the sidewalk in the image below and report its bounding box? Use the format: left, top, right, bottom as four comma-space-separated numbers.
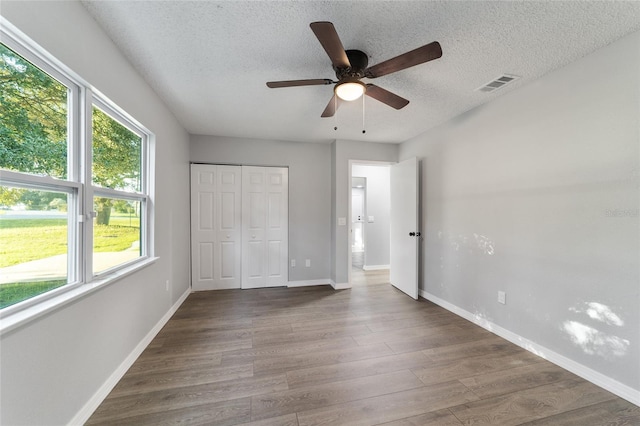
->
1, 249, 140, 284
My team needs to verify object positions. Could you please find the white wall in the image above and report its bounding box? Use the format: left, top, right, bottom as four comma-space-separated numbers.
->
0, 2, 191, 424
332, 140, 397, 285
190, 135, 332, 283
352, 164, 390, 268
399, 30, 640, 401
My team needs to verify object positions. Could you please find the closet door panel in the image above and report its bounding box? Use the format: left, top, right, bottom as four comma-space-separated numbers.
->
242, 166, 288, 288
242, 167, 266, 288
215, 166, 242, 288
265, 168, 288, 287
191, 164, 241, 290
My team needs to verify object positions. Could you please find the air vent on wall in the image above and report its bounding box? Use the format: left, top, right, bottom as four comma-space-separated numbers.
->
476, 74, 519, 93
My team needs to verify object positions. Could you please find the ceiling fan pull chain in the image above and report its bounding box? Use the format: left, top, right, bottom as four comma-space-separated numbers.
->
334, 95, 338, 131
362, 95, 366, 134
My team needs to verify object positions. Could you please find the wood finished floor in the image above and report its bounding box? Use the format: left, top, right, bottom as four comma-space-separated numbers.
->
87, 270, 639, 425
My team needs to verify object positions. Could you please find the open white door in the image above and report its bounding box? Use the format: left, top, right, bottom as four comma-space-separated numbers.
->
390, 157, 419, 299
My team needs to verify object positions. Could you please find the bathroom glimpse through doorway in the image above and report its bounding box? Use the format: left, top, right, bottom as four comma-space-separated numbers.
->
348, 162, 392, 288
351, 177, 366, 271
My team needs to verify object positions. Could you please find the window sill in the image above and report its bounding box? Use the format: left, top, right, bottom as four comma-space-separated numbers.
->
0, 257, 159, 336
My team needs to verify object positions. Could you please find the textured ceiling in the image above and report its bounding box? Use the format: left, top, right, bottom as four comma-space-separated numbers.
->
81, 1, 640, 144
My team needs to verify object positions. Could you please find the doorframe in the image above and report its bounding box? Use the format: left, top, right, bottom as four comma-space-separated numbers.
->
348, 159, 394, 286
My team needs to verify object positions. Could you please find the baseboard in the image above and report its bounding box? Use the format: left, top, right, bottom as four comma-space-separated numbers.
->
288, 279, 332, 287
419, 289, 640, 406
70, 287, 190, 425
330, 279, 351, 290
362, 264, 390, 271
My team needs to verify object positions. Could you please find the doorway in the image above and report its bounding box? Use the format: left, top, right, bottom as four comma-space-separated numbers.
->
348, 158, 420, 298
349, 162, 391, 285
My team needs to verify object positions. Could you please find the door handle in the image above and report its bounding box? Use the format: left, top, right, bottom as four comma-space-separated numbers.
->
409, 232, 415, 236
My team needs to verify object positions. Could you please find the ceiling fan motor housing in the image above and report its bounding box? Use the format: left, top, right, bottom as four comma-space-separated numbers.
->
335, 49, 369, 81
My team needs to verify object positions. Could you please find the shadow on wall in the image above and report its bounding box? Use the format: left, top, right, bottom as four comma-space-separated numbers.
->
562, 301, 629, 359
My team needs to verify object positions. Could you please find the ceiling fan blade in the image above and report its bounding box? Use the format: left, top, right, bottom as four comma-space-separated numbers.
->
310, 22, 351, 69
365, 41, 442, 78
321, 94, 341, 117
365, 84, 409, 109
266, 79, 333, 88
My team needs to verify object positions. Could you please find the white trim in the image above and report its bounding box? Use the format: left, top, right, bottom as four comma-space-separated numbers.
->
288, 279, 332, 288
362, 264, 390, 271
92, 187, 147, 201
69, 287, 190, 425
419, 289, 640, 406
331, 280, 351, 290
0, 170, 82, 191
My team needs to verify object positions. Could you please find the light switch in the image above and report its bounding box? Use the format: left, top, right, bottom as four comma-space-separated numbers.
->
368, 216, 374, 223
338, 217, 346, 226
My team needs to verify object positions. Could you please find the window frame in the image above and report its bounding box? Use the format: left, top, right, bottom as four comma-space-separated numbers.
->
0, 172, 83, 310
88, 96, 151, 280
0, 18, 155, 320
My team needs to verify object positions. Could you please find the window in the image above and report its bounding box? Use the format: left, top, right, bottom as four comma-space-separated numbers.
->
0, 23, 153, 313
91, 104, 147, 275
0, 187, 74, 309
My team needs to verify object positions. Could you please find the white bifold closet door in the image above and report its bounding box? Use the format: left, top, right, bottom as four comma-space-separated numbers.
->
191, 164, 242, 291
190, 164, 288, 291
241, 166, 288, 289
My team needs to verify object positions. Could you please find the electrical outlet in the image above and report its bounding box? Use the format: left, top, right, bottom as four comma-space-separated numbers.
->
291, 259, 296, 267
305, 259, 311, 267
498, 291, 506, 304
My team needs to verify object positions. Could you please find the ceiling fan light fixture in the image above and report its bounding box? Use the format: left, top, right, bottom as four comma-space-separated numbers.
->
335, 81, 366, 101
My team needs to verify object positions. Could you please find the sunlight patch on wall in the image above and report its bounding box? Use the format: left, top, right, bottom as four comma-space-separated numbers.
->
569, 301, 624, 326
472, 309, 495, 331
562, 320, 629, 358
473, 233, 495, 255
437, 230, 495, 255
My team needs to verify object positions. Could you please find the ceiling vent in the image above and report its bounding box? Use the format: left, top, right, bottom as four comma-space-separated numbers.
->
476, 74, 519, 93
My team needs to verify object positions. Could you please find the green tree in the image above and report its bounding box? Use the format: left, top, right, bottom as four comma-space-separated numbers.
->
20, 190, 60, 210
1, 43, 141, 224
0, 186, 24, 208
0, 44, 67, 179
91, 107, 141, 192
92, 107, 141, 225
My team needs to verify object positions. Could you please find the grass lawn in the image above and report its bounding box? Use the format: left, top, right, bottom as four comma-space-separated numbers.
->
0, 215, 140, 268
0, 214, 140, 308
1, 219, 68, 268
0, 279, 67, 309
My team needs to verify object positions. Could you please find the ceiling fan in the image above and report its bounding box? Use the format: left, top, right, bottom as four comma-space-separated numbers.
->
266, 21, 442, 117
